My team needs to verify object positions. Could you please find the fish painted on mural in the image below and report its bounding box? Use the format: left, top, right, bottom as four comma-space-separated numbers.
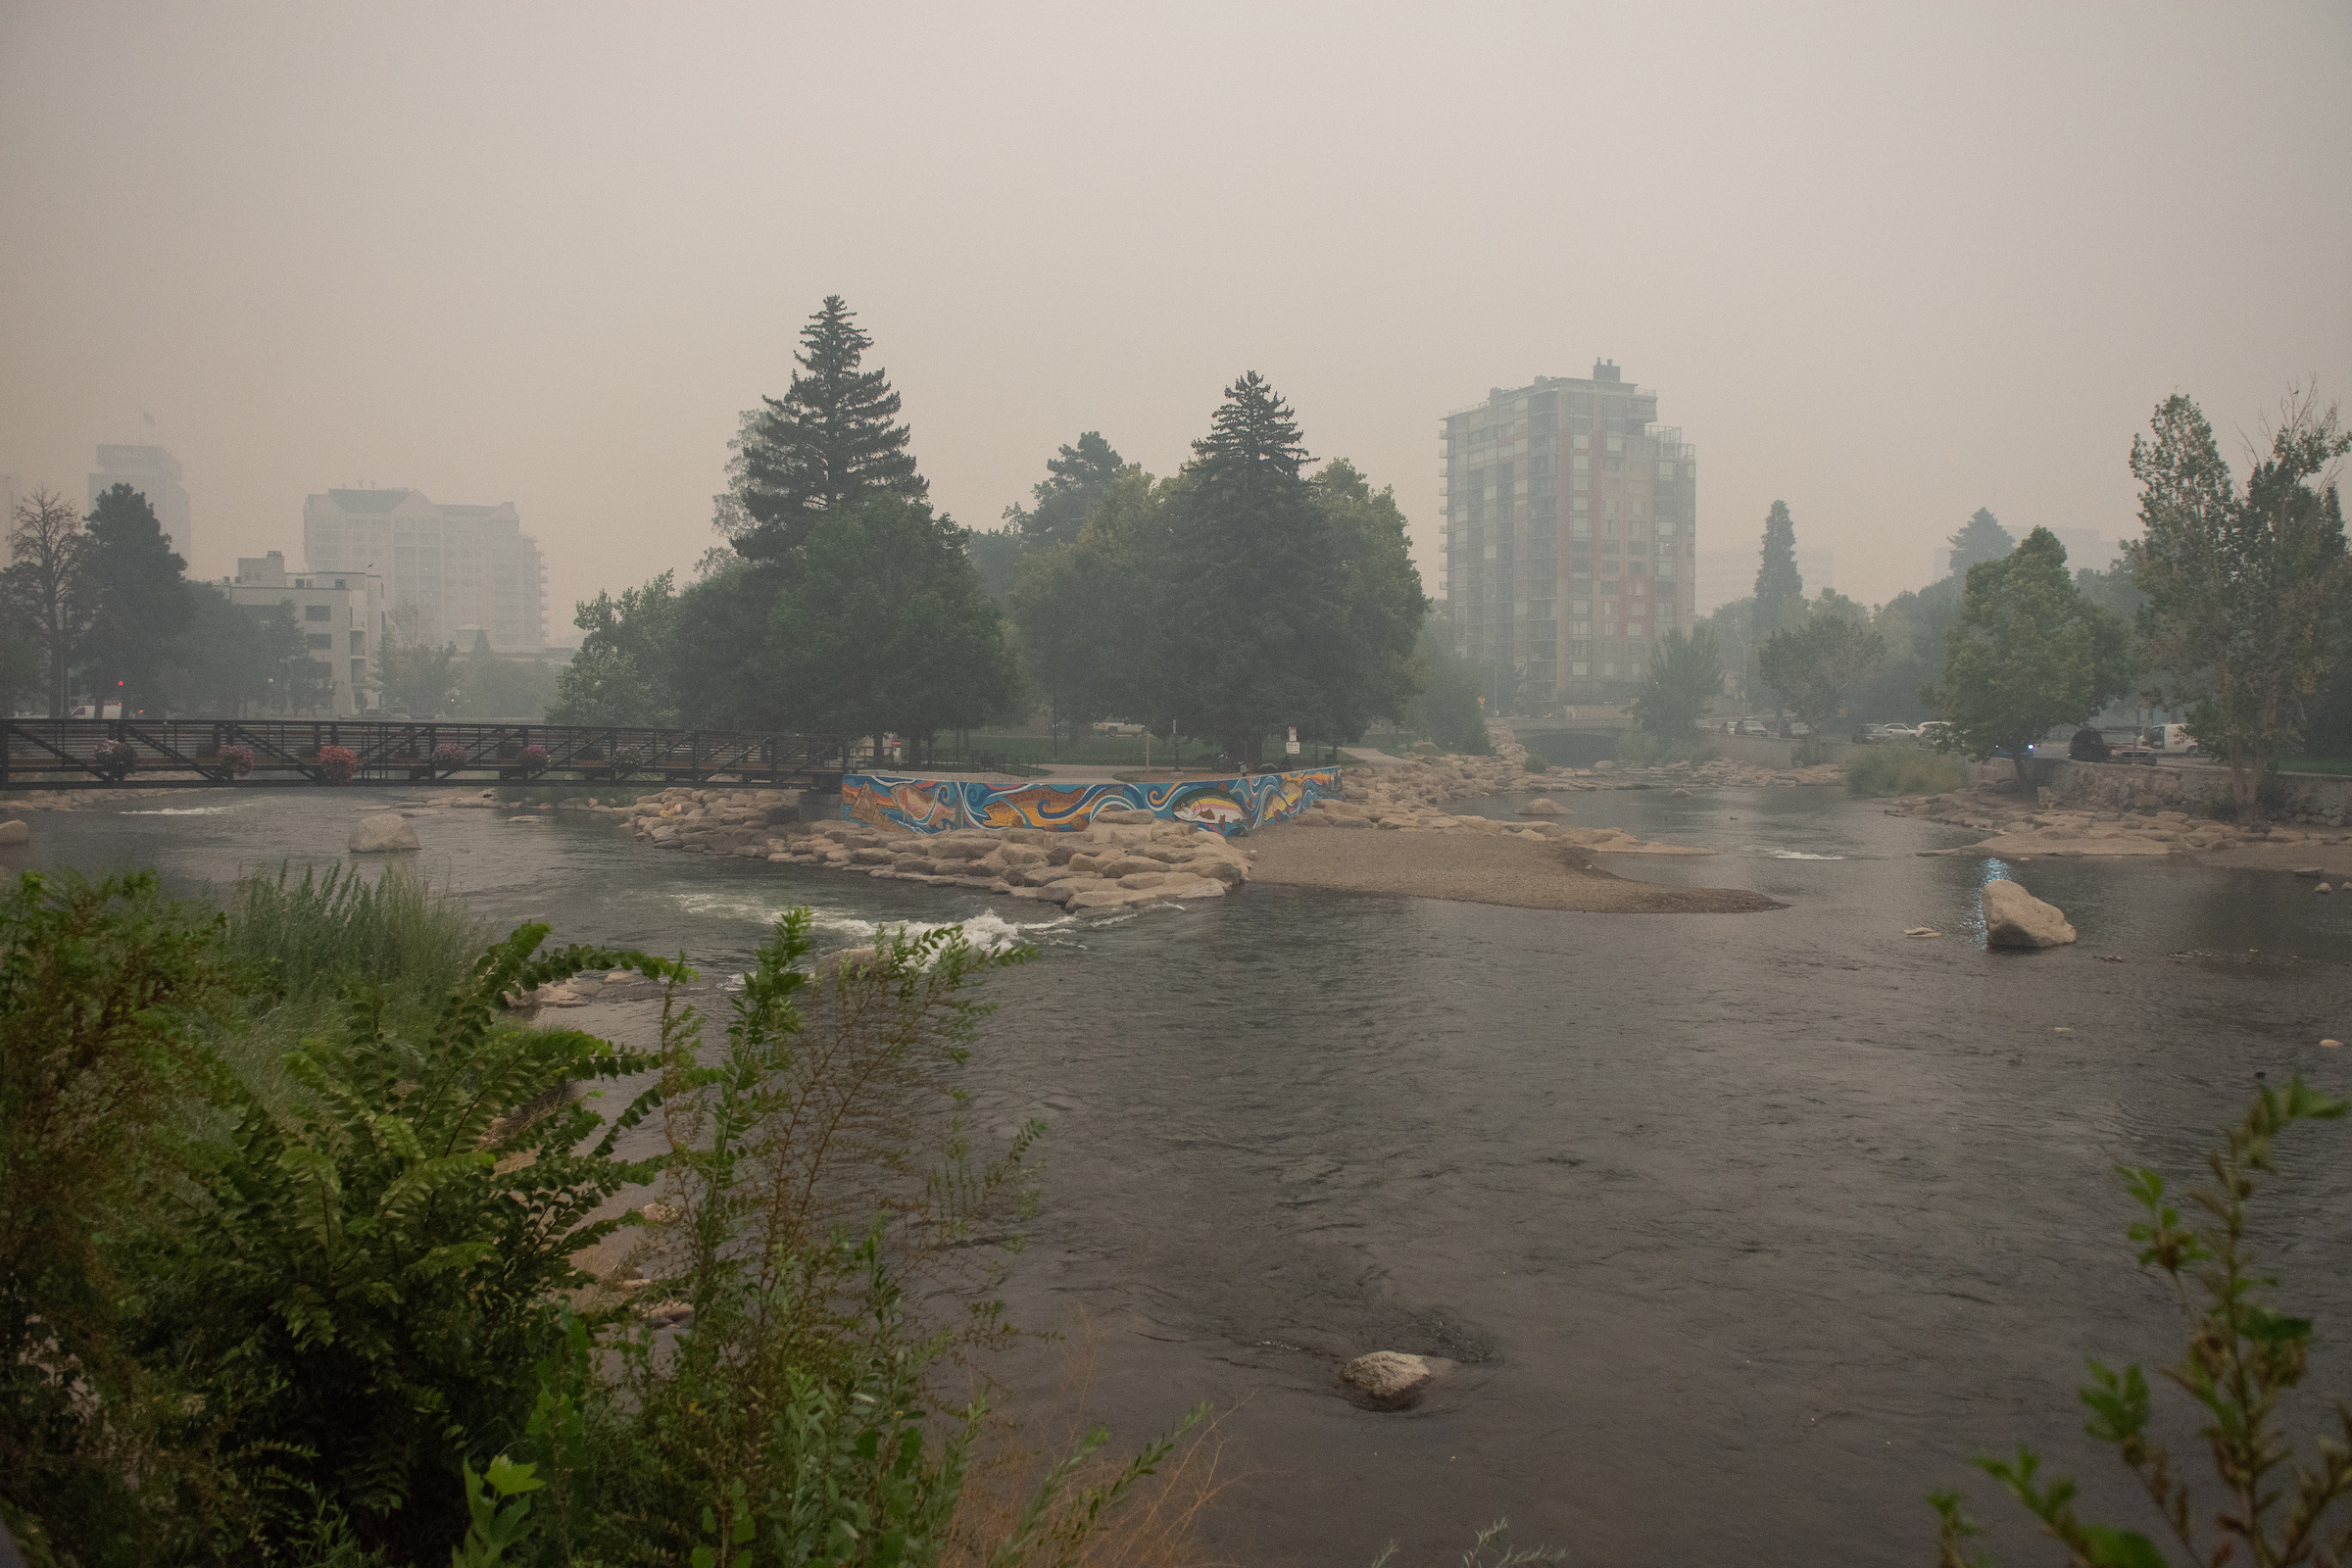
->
1170, 791, 1248, 832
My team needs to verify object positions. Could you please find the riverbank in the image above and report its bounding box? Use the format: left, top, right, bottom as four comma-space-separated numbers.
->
1248, 824, 1785, 913
1891, 784, 2352, 875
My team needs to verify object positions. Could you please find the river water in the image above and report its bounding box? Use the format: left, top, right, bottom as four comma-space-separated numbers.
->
11, 785, 2351, 1565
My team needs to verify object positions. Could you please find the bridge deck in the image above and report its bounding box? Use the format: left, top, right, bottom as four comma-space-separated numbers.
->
1, 718, 851, 790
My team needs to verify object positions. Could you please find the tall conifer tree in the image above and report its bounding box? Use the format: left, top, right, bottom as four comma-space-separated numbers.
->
74, 484, 191, 711
726, 296, 926, 566
1752, 500, 1805, 636
1945, 507, 2016, 577
1004, 431, 1126, 551
1156, 373, 1326, 760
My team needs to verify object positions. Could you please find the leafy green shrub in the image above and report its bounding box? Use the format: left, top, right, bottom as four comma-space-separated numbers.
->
1932, 1078, 2352, 1565
154, 926, 681, 1560
0, 871, 248, 1561
1845, 746, 1966, 797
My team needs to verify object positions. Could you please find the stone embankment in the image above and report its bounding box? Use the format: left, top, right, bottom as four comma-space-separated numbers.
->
1891, 784, 2352, 871
601, 786, 1248, 913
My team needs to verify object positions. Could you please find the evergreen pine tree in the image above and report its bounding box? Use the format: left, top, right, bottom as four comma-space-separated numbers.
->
1752, 500, 1805, 637
74, 484, 192, 712
1004, 431, 1126, 551
1155, 372, 1344, 761
728, 295, 925, 566
1945, 507, 2015, 577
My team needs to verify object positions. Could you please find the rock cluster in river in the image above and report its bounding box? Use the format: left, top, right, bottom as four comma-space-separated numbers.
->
778, 814, 1248, 912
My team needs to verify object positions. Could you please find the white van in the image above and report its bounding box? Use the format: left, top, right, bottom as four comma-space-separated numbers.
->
2144, 723, 2201, 755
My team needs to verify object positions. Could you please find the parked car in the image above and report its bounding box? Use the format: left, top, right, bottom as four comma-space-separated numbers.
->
1915, 721, 1954, 748
1738, 718, 1769, 737
1092, 719, 1148, 736
1878, 723, 1920, 740
1788, 721, 1812, 738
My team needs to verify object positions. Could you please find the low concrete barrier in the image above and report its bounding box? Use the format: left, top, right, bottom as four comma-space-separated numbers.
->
843, 767, 1342, 837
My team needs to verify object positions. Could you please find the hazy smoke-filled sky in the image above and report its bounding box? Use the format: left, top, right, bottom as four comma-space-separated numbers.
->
4, 2, 2347, 630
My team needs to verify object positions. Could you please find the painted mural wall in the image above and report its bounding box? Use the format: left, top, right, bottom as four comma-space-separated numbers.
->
842, 767, 1342, 837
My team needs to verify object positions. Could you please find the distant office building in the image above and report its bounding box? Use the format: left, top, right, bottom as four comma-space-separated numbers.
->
1, 473, 18, 567
1442, 361, 1697, 704
220, 551, 388, 715
89, 445, 192, 564
303, 488, 546, 652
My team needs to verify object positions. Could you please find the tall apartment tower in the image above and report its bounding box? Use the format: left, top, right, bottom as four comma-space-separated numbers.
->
1441, 362, 1697, 705
304, 488, 547, 652
89, 445, 192, 565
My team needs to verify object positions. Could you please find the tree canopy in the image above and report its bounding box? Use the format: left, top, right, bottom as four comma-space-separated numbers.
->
1923, 526, 2131, 786
1630, 625, 1725, 737
1752, 500, 1805, 637
1945, 507, 2015, 577
722, 295, 926, 567
763, 496, 1021, 746
1003, 431, 1126, 552
1758, 613, 1886, 757
2128, 390, 2350, 814
74, 485, 192, 710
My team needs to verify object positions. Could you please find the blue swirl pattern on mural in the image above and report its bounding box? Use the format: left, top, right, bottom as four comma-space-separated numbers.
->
841, 767, 1341, 837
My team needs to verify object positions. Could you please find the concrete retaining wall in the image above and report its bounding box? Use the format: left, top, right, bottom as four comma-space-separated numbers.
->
843, 767, 1341, 837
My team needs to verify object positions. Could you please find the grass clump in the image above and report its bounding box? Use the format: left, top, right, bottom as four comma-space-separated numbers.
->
1845, 745, 1966, 797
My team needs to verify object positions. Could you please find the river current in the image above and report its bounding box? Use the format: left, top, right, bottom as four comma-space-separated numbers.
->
12, 784, 2351, 1565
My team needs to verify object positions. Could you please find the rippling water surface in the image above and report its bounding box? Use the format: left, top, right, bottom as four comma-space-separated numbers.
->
13, 784, 2351, 1565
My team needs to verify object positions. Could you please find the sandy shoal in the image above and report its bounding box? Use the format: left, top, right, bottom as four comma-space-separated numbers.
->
1245, 825, 1784, 914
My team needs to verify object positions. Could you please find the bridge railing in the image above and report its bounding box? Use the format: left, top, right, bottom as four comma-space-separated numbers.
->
0, 718, 854, 790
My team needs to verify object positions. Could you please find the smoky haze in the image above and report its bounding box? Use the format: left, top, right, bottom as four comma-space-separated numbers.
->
3, 2, 2347, 625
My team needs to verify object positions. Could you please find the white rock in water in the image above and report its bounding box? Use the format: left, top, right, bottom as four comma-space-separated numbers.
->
1341, 1350, 1452, 1408
1518, 798, 1564, 816
0, 820, 28, 846
1983, 878, 2077, 949
349, 813, 420, 853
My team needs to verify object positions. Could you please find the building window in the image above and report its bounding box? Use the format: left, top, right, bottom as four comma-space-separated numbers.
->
350, 659, 367, 683
350, 631, 367, 653
1605, 434, 1624, 454
307, 633, 333, 650
1571, 456, 1590, 472
304, 604, 331, 621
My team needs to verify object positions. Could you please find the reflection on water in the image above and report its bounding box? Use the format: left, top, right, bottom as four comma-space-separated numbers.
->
7, 785, 2350, 1565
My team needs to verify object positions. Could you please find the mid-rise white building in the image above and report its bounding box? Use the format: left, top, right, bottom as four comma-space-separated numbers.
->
220, 551, 388, 716
303, 487, 546, 652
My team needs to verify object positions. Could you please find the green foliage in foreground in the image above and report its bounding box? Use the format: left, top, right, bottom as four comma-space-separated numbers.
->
1931, 1078, 2352, 1567
2, 863, 1191, 1567
1845, 746, 1966, 798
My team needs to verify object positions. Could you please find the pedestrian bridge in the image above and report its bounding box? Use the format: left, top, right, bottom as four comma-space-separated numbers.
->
1, 718, 852, 791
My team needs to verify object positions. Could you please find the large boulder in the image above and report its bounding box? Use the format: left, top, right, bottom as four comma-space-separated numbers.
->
1341, 1351, 1452, 1409
1518, 798, 1564, 816
1983, 878, 2077, 949
349, 813, 420, 853
0, 819, 27, 846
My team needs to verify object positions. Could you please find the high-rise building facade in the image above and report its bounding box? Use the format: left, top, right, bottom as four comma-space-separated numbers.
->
1441, 362, 1696, 705
89, 445, 192, 565
303, 488, 547, 652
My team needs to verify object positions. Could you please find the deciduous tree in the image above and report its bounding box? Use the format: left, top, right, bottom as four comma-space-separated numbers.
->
723, 296, 926, 568
1758, 614, 1886, 759
1630, 625, 1724, 738
2127, 389, 2351, 817
1922, 526, 2131, 791
3, 488, 89, 716
763, 496, 1020, 752
549, 573, 682, 726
